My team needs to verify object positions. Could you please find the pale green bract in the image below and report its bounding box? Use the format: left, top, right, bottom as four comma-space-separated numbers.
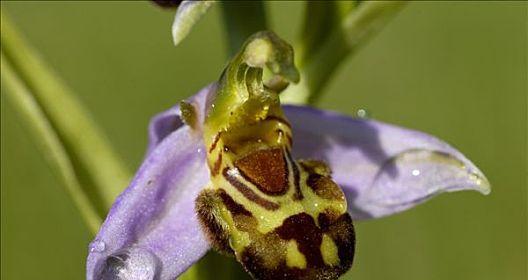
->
172, 1, 215, 46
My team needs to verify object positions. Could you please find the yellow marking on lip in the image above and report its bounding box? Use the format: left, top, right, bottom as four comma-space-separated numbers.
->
229, 230, 250, 253
321, 234, 339, 266
217, 199, 251, 252
286, 240, 307, 269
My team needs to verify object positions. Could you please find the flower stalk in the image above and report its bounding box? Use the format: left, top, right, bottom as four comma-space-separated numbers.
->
1, 54, 102, 233
1, 13, 130, 220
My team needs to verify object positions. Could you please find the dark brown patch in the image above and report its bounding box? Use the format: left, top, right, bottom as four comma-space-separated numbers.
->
238, 212, 353, 280
211, 152, 223, 176
208, 132, 222, 153
317, 211, 341, 230
241, 248, 344, 280
222, 168, 280, 210
218, 189, 252, 217
321, 214, 355, 271
306, 174, 344, 201
235, 148, 289, 195
285, 150, 303, 200
273, 213, 354, 278
195, 189, 233, 255
275, 213, 325, 267
152, 0, 182, 8
240, 247, 307, 280
218, 189, 258, 232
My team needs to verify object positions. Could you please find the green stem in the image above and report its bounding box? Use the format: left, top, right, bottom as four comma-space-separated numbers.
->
1, 13, 130, 215
281, 1, 406, 105
220, 1, 267, 57
295, 1, 357, 66
1, 54, 101, 234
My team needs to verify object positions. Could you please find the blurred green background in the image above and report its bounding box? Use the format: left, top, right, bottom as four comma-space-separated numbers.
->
1, 1, 526, 280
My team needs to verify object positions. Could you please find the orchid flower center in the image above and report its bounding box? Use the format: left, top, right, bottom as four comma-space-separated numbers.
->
192, 31, 356, 280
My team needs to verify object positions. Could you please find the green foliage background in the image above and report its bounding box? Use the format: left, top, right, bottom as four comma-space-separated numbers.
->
1, 2, 526, 280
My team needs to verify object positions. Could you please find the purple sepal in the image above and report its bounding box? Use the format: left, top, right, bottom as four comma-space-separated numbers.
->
87, 85, 214, 280
284, 105, 490, 220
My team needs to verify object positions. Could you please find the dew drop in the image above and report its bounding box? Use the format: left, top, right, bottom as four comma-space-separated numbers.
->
356, 109, 370, 119
98, 247, 159, 280
411, 169, 421, 176
469, 172, 482, 185
90, 240, 106, 253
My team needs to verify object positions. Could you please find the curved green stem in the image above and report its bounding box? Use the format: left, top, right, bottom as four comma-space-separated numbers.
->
1, 13, 130, 217
1, 54, 101, 234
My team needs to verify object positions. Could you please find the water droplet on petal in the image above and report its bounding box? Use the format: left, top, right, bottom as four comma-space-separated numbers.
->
356, 109, 370, 119
411, 169, 420, 176
90, 240, 106, 253
469, 171, 485, 186
98, 247, 159, 280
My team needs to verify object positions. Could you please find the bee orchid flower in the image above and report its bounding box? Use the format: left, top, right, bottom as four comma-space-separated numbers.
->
86, 31, 489, 280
